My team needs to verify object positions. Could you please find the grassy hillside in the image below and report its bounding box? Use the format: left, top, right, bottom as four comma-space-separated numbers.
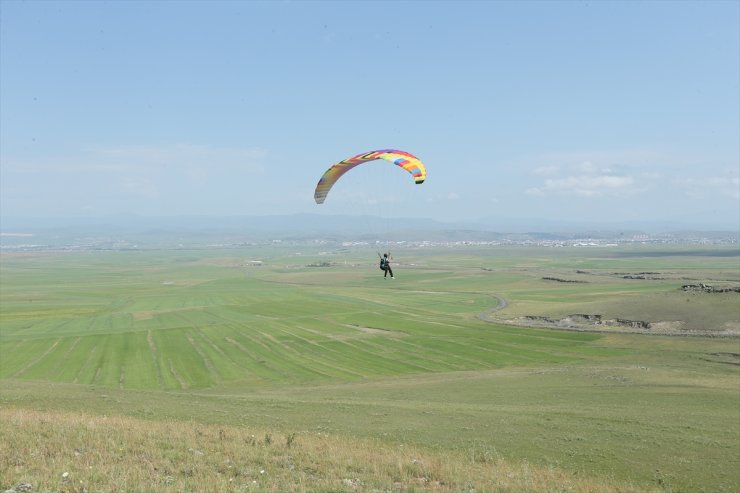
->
1, 245, 738, 491
1, 406, 660, 493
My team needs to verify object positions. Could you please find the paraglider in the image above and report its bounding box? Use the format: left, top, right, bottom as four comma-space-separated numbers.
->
314, 149, 426, 280
378, 251, 394, 279
314, 149, 426, 204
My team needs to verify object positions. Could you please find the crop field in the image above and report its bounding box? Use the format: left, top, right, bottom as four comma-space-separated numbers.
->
1, 244, 739, 492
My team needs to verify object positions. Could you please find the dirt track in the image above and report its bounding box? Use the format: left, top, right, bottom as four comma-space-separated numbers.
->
476, 295, 507, 321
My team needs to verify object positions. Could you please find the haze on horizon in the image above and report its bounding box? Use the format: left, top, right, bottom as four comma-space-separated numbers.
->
1, 1, 738, 231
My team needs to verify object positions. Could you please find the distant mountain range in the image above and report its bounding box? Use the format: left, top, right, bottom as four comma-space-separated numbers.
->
1, 213, 737, 247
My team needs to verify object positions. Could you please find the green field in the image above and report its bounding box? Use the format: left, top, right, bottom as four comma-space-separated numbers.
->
1, 245, 739, 492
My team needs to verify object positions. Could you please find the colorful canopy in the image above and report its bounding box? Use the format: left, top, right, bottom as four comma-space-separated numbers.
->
314, 149, 426, 204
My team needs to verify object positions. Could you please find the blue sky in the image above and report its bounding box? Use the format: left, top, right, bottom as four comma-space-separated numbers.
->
1, 0, 738, 229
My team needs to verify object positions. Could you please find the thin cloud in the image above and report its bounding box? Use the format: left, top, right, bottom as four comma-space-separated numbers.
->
119, 176, 159, 199
4, 144, 267, 175
676, 175, 740, 199
424, 192, 460, 203
89, 144, 267, 176
184, 166, 209, 185
2, 144, 268, 201
526, 155, 643, 197
532, 165, 559, 176
528, 174, 638, 197
520, 149, 736, 199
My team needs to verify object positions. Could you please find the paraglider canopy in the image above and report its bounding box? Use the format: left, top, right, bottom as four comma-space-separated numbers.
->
314, 149, 426, 204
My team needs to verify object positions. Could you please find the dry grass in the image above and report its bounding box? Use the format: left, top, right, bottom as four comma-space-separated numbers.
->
0, 407, 656, 493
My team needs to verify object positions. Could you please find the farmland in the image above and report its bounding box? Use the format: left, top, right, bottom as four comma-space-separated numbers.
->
1, 244, 739, 492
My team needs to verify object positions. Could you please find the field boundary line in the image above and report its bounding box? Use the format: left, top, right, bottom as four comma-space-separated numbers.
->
11, 338, 61, 377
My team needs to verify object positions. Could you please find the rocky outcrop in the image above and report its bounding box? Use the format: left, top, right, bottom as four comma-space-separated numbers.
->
519, 314, 650, 330
682, 283, 740, 293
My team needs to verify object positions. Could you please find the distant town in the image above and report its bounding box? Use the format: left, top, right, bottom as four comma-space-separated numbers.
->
1, 229, 738, 252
